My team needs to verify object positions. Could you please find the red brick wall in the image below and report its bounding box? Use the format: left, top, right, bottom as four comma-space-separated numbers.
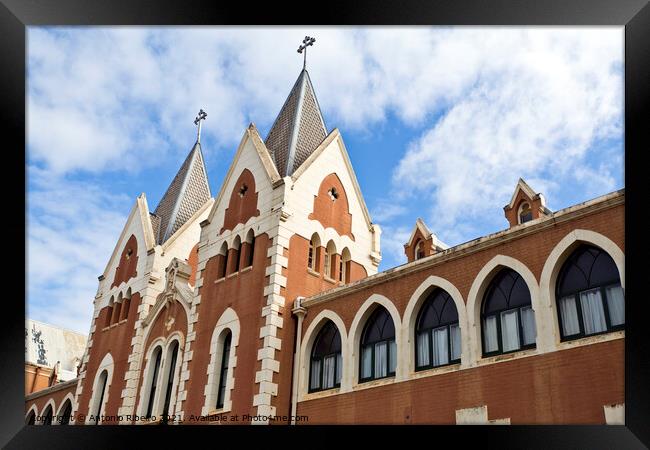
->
297, 202, 624, 424
132, 298, 189, 416
188, 243, 199, 286
181, 233, 271, 423
297, 339, 623, 424
25, 382, 77, 421
111, 235, 138, 288
221, 169, 260, 233
76, 292, 141, 422
308, 173, 354, 240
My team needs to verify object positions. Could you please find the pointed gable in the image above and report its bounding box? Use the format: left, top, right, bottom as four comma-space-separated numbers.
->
404, 218, 448, 263
153, 142, 212, 244
265, 69, 327, 177
503, 178, 551, 227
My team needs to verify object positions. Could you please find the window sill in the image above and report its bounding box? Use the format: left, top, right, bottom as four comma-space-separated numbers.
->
214, 277, 226, 284
557, 329, 624, 352
353, 376, 396, 391
226, 272, 238, 279
303, 387, 341, 401
306, 268, 320, 278
323, 276, 338, 285
119, 318, 128, 325
411, 362, 461, 379
240, 265, 253, 274
478, 347, 538, 366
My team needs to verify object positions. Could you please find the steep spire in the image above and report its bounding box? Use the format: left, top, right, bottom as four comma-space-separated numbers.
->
265, 68, 328, 177
153, 138, 212, 244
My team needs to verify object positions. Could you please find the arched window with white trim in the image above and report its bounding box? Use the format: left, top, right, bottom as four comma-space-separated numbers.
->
324, 240, 336, 279
91, 370, 108, 424
556, 244, 624, 340
309, 321, 342, 392
244, 229, 255, 268
160, 340, 180, 422
41, 404, 54, 425
339, 247, 351, 284
144, 346, 163, 419
25, 408, 36, 425
360, 307, 396, 382
415, 240, 425, 260
415, 289, 461, 370
481, 268, 536, 356
308, 233, 321, 272
518, 202, 533, 224
58, 399, 73, 425
216, 331, 232, 409
218, 242, 228, 279
231, 236, 242, 274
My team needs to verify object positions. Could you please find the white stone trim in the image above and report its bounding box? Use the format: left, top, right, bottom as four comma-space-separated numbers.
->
466, 255, 544, 364
348, 294, 403, 385
86, 352, 114, 424
135, 333, 184, 421
539, 229, 625, 352
401, 276, 469, 369
39, 398, 56, 425
54, 392, 75, 425
135, 339, 165, 417
298, 310, 348, 400
456, 404, 510, 425
604, 403, 624, 425
202, 307, 241, 415
25, 403, 39, 424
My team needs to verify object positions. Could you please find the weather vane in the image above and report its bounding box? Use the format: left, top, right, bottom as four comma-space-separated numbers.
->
194, 109, 207, 143
297, 36, 316, 70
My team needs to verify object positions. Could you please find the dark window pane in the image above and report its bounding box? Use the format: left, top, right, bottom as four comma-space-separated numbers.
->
312, 321, 341, 357
484, 269, 531, 314
362, 307, 395, 344
589, 251, 620, 287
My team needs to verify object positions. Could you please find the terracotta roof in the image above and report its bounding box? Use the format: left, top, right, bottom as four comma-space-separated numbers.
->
265, 69, 327, 177
153, 141, 211, 244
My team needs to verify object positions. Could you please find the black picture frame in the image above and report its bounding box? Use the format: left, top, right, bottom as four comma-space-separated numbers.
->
2, 0, 648, 448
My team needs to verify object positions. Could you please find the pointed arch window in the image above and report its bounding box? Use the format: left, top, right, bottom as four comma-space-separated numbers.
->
360, 307, 396, 382
245, 232, 255, 268
482, 268, 536, 356
42, 405, 53, 425
92, 370, 108, 424
161, 340, 180, 422
415, 240, 425, 260
415, 289, 461, 370
59, 400, 73, 425
308, 234, 321, 272
217, 243, 228, 279
145, 347, 162, 419
518, 202, 533, 224
309, 321, 342, 392
556, 245, 624, 340
26, 410, 36, 425
216, 331, 232, 409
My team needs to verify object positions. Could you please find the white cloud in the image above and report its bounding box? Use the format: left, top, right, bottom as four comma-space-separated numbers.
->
27, 168, 129, 333
391, 28, 623, 244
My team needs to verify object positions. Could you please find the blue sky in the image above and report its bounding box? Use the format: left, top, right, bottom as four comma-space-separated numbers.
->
26, 27, 624, 334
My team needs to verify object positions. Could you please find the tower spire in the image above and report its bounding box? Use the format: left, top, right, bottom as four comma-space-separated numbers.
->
152, 115, 212, 244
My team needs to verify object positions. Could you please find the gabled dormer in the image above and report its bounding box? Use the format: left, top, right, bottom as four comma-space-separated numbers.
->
503, 178, 552, 228
404, 218, 448, 263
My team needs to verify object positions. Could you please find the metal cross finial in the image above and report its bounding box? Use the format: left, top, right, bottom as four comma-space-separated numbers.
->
194, 109, 207, 143
297, 36, 316, 70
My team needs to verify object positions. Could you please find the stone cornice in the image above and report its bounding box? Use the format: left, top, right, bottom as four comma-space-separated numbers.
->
302, 189, 624, 309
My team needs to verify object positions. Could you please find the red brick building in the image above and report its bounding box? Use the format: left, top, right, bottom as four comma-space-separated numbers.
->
25, 67, 624, 426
